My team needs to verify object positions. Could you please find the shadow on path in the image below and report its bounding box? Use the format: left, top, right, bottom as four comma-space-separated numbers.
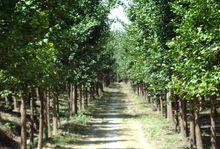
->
46, 83, 149, 149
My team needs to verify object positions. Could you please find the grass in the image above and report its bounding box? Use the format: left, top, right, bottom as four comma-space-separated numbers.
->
122, 83, 189, 149
44, 94, 102, 148
45, 112, 92, 148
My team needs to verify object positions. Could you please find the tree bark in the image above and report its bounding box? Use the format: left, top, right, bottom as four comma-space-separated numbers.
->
20, 94, 27, 149
12, 96, 18, 111
56, 94, 61, 127
167, 90, 174, 123
69, 83, 74, 116
85, 87, 88, 107
90, 85, 95, 101
179, 98, 188, 137
174, 95, 179, 132
5, 97, 9, 106
37, 88, 44, 149
210, 95, 217, 149
98, 82, 102, 96
144, 88, 147, 101
46, 91, 51, 138
141, 84, 144, 98
195, 99, 203, 149
79, 85, 83, 111
96, 83, 99, 97
100, 82, 104, 94
81, 86, 85, 110
189, 104, 196, 148
44, 92, 48, 140
137, 84, 140, 95
73, 85, 78, 114
30, 95, 35, 149
160, 97, 163, 116
52, 93, 58, 135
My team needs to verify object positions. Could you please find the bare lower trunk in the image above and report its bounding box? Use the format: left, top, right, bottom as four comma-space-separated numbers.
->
160, 97, 163, 116
20, 94, 27, 149
98, 83, 102, 96
52, 93, 58, 135
137, 84, 140, 95
144, 89, 147, 101
85, 87, 88, 107
210, 95, 217, 149
46, 91, 51, 138
100, 82, 104, 95
195, 99, 203, 149
167, 101, 174, 122
79, 86, 83, 111
96, 83, 99, 96
174, 96, 179, 132
90, 85, 95, 101
190, 105, 196, 148
30, 96, 35, 149
81, 87, 85, 110
37, 88, 44, 149
13, 96, 18, 111
5, 97, 9, 106
44, 92, 48, 140
69, 83, 73, 116
73, 85, 78, 114
56, 94, 61, 127
166, 89, 174, 122
179, 98, 188, 137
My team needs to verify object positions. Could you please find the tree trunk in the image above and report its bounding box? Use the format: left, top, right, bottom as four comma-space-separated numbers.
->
189, 105, 196, 148
100, 82, 104, 94
52, 93, 58, 135
160, 97, 164, 116
69, 83, 74, 116
46, 91, 51, 138
90, 85, 95, 101
141, 84, 144, 98
88, 88, 91, 104
144, 88, 147, 101
164, 90, 167, 118
44, 92, 48, 141
98, 82, 102, 97
37, 88, 44, 149
85, 87, 88, 107
56, 94, 61, 127
96, 83, 99, 97
156, 99, 160, 111
5, 97, 9, 106
195, 99, 203, 149
167, 101, 174, 122
12, 96, 18, 111
174, 97, 180, 132
30, 95, 35, 149
73, 85, 78, 114
210, 95, 217, 149
179, 98, 188, 137
20, 94, 27, 149
81, 86, 85, 110
167, 90, 174, 123
79, 86, 83, 111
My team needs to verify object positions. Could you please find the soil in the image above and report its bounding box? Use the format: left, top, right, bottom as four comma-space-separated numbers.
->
45, 83, 152, 149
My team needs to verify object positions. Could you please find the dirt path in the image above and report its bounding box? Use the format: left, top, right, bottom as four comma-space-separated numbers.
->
44, 83, 152, 149
72, 83, 151, 149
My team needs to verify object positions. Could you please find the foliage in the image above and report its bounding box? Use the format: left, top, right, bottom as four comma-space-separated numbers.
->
0, 0, 116, 95
114, 0, 220, 99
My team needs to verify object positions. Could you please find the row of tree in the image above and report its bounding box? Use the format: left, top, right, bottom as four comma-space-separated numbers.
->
0, 0, 116, 148
114, 0, 219, 149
